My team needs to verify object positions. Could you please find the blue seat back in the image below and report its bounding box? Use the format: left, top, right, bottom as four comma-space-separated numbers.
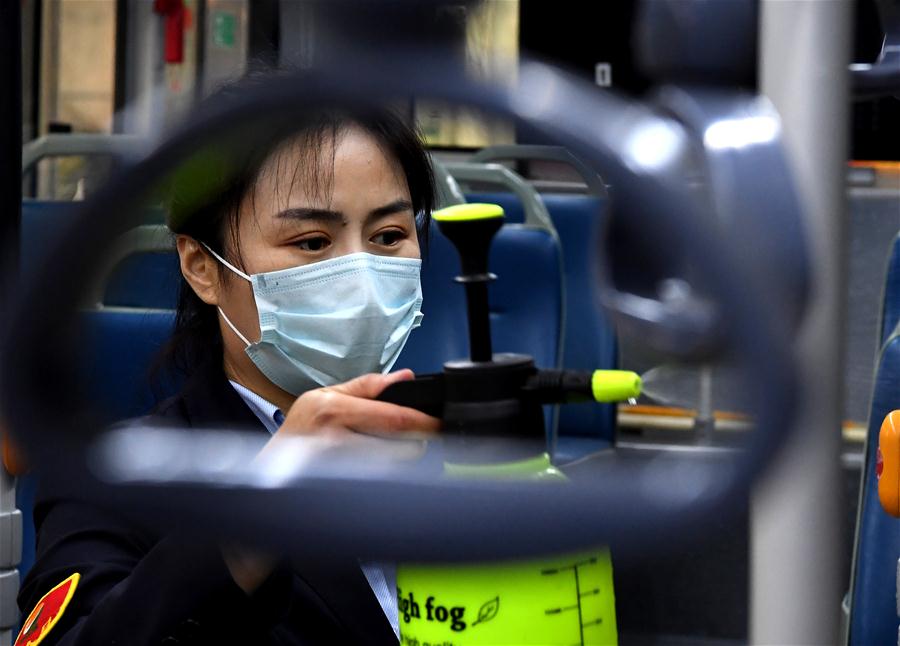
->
400, 221, 562, 373
881, 234, 900, 348
466, 191, 618, 442
20, 200, 73, 281
79, 309, 180, 422
103, 254, 180, 309
21, 200, 176, 308
17, 201, 81, 586
17, 309, 178, 585
466, 191, 528, 224
850, 331, 900, 644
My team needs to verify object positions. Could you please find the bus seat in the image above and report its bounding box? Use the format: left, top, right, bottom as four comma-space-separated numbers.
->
848, 327, 900, 645
447, 164, 557, 232
430, 156, 466, 208
15, 200, 78, 594
103, 253, 180, 310
880, 233, 900, 348
466, 191, 618, 457
400, 220, 562, 374
21, 201, 176, 309
79, 309, 180, 423
15, 308, 179, 585
465, 192, 526, 224
19, 200, 72, 281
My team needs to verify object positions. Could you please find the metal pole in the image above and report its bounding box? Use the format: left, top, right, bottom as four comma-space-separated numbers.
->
751, 1, 852, 644
0, 3, 23, 645
1, 0, 22, 284
695, 365, 714, 444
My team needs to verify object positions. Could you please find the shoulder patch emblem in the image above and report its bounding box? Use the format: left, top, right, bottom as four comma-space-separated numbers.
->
15, 573, 80, 646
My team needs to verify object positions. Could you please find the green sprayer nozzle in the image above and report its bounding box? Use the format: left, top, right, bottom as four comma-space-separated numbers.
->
591, 370, 642, 403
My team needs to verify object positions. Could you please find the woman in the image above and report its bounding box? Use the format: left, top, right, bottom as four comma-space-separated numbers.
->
17, 84, 441, 645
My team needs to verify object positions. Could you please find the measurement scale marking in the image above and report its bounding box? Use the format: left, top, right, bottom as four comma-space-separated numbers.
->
541, 558, 597, 574
544, 604, 579, 615
541, 557, 597, 575
541, 558, 603, 646
574, 562, 584, 644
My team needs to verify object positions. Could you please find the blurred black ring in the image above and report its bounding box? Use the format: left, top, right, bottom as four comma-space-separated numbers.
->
0, 52, 797, 562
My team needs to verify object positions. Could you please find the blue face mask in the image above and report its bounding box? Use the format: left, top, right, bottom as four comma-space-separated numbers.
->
204, 245, 424, 396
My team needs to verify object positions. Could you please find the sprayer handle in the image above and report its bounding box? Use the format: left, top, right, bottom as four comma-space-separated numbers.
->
432, 203, 505, 363
377, 374, 445, 418
432, 203, 504, 278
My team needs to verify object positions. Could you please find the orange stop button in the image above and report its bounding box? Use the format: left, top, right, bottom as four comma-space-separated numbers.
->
878, 410, 900, 517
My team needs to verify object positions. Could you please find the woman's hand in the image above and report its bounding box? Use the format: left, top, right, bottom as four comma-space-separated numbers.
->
281, 368, 440, 437
257, 369, 440, 465
224, 369, 440, 594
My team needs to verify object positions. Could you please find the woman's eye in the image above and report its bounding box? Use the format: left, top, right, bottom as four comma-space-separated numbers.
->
295, 237, 330, 252
372, 230, 406, 246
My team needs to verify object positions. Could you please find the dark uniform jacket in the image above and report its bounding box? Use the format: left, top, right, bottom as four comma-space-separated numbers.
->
17, 360, 398, 645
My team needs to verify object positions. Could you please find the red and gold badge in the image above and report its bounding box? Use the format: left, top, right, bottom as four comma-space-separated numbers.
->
15, 573, 80, 646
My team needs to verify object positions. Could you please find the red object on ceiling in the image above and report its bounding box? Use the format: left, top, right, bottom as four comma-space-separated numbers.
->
153, 0, 186, 64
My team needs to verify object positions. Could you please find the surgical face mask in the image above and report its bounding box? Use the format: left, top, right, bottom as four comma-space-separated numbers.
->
204, 245, 424, 396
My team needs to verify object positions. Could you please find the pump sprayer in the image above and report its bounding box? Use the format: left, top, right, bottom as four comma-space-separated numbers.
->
379, 203, 641, 444
379, 203, 641, 645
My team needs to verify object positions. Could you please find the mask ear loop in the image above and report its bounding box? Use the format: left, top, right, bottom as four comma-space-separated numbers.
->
217, 307, 252, 348
200, 242, 253, 348
201, 242, 252, 281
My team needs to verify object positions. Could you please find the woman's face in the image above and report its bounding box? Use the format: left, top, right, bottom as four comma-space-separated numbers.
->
234, 125, 421, 275
191, 124, 421, 403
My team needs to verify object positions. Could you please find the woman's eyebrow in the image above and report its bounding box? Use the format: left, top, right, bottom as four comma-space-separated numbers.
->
367, 199, 414, 223
275, 208, 346, 224
274, 200, 413, 226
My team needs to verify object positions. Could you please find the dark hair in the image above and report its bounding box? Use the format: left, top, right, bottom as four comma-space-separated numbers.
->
158, 74, 436, 387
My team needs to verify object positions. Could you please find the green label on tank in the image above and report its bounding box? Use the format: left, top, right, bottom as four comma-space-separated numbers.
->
397, 549, 617, 645
212, 11, 236, 48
